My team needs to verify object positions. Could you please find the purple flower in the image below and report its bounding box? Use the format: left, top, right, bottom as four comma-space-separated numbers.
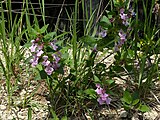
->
52, 62, 60, 70
120, 13, 128, 20
114, 29, 127, 52
42, 55, 48, 60
120, 8, 125, 14
35, 37, 40, 42
97, 97, 105, 105
129, 8, 136, 17
37, 44, 44, 50
45, 65, 54, 75
29, 43, 38, 52
100, 93, 109, 101
42, 60, 50, 66
30, 55, 39, 67
31, 40, 35, 43
99, 30, 107, 38
114, 43, 120, 52
106, 97, 112, 104
119, 29, 126, 41
109, 17, 115, 23
95, 84, 111, 105
95, 84, 103, 95
42, 55, 50, 66
97, 97, 111, 105
36, 50, 44, 57
50, 41, 58, 51
119, 8, 127, 19
122, 20, 129, 26
119, 8, 130, 26
52, 54, 61, 63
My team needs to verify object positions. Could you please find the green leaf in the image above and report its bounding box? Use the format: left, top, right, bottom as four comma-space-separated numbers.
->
121, 91, 132, 104
84, 89, 96, 95
34, 73, 41, 80
105, 79, 115, 85
112, 66, 124, 72
132, 91, 139, 100
97, 36, 115, 50
61, 116, 68, 120
123, 102, 131, 110
79, 35, 97, 47
132, 99, 140, 106
46, 46, 55, 52
125, 65, 133, 72
40, 24, 49, 33
113, 0, 123, 7
100, 16, 111, 27
44, 32, 56, 41
138, 104, 150, 112
84, 89, 96, 99
98, 22, 112, 29
28, 107, 32, 120
39, 70, 48, 79
106, 10, 116, 16
34, 69, 48, 80
24, 56, 32, 64
93, 75, 101, 83
50, 109, 59, 120
24, 42, 32, 48
138, 56, 146, 87
61, 53, 69, 60
127, 49, 135, 58
36, 64, 43, 71
30, 28, 38, 37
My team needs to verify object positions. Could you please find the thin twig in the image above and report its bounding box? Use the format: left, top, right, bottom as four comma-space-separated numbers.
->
55, 0, 66, 32
2, 10, 87, 21
150, 90, 160, 104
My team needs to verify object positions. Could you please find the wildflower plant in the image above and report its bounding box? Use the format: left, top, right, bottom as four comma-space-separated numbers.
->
95, 84, 111, 105
29, 37, 61, 76
96, 0, 160, 114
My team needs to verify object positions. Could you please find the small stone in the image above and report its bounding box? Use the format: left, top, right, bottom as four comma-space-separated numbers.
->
120, 111, 128, 118
132, 116, 139, 120
28, 90, 33, 93
15, 100, 22, 105
143, 110, 158, 120
47, 101, 50, 104
7, 115, 14, 120
85, 113, 92, 120
34, 107, 39, 112
0, 111, 3, 115
40, 109, 44, 112
18, 115, 26, 120
20, 89, 26, 96
18, 111, 27, 119
0, 105, 6, 110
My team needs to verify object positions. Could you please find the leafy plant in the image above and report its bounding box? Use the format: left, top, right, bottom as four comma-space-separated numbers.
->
121, 90, 150, 112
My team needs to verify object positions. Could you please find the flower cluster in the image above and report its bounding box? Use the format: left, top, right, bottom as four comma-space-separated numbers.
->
114, 8, 135, 52
95, 84, 111, 105
114, 29, 127, 51
120, 8, 129, 26
119, 8, 135, 26
29, 38, 61, 75
29, 38, 44, 67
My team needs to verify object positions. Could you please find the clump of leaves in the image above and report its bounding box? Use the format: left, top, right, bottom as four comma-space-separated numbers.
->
121, 90, 150, 112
